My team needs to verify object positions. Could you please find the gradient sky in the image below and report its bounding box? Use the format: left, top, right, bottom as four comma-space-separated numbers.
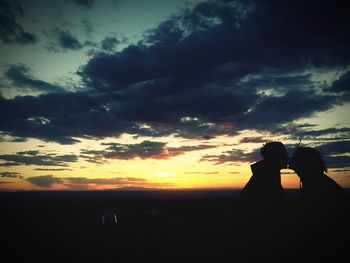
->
0, 0, 349, 191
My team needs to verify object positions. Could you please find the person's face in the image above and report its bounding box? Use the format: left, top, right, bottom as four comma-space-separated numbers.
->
278, 150, 289, 169
266, 148, 289, 169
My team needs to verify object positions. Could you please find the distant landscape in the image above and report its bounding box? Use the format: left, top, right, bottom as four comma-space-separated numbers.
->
2, 189, 349, 262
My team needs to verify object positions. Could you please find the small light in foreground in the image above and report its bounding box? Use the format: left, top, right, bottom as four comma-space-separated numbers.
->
102, 211, 118, 224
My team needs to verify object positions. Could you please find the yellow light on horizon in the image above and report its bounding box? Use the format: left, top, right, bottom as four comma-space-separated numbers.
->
154, 171, 176, 177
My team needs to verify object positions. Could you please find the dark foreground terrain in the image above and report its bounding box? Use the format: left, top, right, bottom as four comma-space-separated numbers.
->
1, 189, 349, 262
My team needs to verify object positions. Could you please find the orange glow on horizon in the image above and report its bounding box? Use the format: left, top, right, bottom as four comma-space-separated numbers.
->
0, 134, 349, 191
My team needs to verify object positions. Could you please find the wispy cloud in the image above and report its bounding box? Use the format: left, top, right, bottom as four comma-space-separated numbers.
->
4, 64, 66, 94
0, 171, 22, 178
26, 175, 172, 189
0, 0, 38, 45
0, 151, 78, 167
201, 149, 259, 165
80, 140, 217, 162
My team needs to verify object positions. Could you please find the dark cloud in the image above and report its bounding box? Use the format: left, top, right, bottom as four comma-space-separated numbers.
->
167, 144, 216, 156
174, 117, 235, 139
48, 29, 83, 52
5, 137, 28, 143
316, 140, 350, 157
101, 36, 119, 52
26, 175, 63, 187
242, 90, 337, 129
79, 149, 106, 164
77, 0, 349, 135
241, 74, 314, 92
81, 140, 217, 161
70, 0, 95, 9
200, 141, 299, 165
0, 151, 78, 167
17, 150, 40, 155
264, 125, 350, 144
328, 71, 350, 94
110, 83, 257, 129
295, 127, 350, 139
201, 148, 260, 165
0, 91, 111, 144
81, 0, 350, 90
0, 0, 349, 148
56, 29, 82, 50
0, 0, 38, 45
0, 171, 21, 178
4, 64, 66, 94
239, 136, 265, 143
34, 168, 72, 171
0, 162, 21, 167
325, 155, 350, 169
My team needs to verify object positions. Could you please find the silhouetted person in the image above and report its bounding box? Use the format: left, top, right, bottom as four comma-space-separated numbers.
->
289, 147, 343, 202
240, 142, 288, 206
235, 142, 289, 261
288, 147, 346, 261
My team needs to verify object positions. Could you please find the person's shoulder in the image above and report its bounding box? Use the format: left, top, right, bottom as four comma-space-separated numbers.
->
321, 174, 344, 197
323, 174, 343, 189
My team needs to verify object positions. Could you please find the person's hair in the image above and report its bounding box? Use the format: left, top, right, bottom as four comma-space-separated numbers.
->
292, 147, 327, 173
260, 142, 286, 160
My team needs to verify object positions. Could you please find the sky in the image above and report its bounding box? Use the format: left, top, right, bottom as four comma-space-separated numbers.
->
0, 0, 349, 191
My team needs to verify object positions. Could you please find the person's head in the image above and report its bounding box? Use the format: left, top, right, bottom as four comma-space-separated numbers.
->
260, 142, 288, 169
289, 147, 327, 180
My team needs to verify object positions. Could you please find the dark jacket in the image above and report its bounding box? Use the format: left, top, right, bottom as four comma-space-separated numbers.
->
240, 160, 285, 204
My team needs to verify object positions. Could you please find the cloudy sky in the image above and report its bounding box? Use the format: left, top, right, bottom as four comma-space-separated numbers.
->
0, 0, 349, 191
